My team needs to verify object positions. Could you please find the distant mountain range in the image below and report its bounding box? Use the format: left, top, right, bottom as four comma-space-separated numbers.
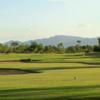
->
5, 35, 98, 47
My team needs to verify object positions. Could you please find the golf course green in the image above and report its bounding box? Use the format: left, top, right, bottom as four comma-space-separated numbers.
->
0, 53, 100, 100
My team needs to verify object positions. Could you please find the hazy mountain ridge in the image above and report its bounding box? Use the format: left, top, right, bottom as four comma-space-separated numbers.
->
5, 35, 98, 47
35, 35, 98, 47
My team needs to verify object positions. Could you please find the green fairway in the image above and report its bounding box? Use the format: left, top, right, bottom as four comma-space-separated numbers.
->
0, 53, 100, 100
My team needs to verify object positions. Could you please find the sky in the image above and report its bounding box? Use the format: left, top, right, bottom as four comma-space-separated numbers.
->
0, 0, 100, 42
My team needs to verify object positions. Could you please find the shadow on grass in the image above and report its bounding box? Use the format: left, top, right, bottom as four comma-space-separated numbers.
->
0, 85, 100, 100
35, 66, 100, 71
85, 52, 100, 58
41, 96, 100, 100
0, 65, 100, 76
80, 62, 100, 65
0, 68, 42, 75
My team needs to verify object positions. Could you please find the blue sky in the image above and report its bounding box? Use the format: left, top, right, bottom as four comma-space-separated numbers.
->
0, 0, 100, 42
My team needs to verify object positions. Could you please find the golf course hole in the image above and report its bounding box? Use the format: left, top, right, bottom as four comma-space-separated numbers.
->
0, 68, 41, 75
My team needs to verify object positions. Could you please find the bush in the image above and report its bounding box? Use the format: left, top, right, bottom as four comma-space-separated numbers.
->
94, 46, 100, 52
20, 58, 31, 62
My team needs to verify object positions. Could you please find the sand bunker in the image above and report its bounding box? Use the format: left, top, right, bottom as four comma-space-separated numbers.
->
0, 68, 40, 75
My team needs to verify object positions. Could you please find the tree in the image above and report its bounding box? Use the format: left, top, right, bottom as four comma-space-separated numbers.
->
75, 40, 82, 52
35, 44, 44, 53
10, 41, 20, 52
0, 43, 5, 53
94, 45, 100, 52
76, 40, 81, 45
66, 46, 76, 53
27, 41, 38, 53
43, 45, 55, 53
11, 41, 19, 47
98, 37, 100, 47
82, 45, 93, 54
57, 42, 65, 53
15, 44, 29, 53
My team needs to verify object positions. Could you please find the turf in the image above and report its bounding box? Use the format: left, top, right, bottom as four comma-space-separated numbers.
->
0, 53, 100, 99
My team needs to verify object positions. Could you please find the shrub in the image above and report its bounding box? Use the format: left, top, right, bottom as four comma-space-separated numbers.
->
20, 58, 31, 62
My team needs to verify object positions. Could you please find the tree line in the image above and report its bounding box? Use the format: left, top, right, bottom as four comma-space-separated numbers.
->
0, 38, 100, 54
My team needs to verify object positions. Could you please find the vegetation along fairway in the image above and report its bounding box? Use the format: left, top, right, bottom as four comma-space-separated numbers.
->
0, 53, 100, 99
